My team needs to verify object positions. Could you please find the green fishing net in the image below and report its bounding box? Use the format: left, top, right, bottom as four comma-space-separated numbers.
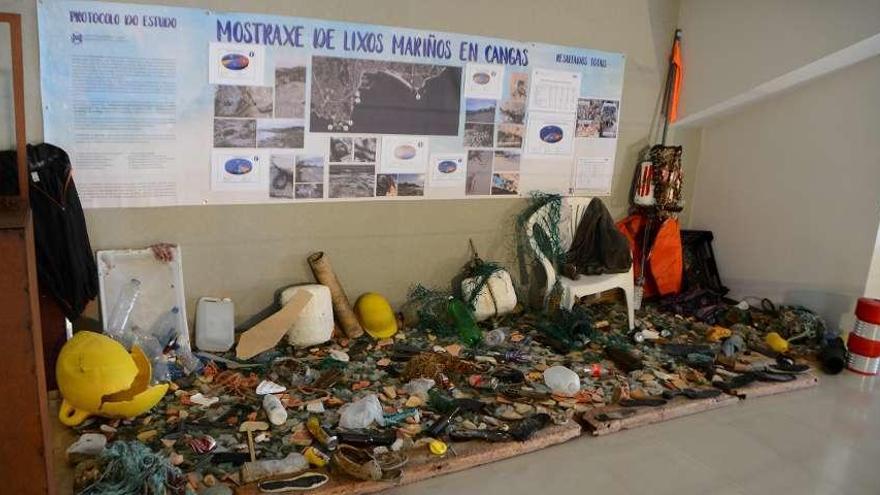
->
531, 305, 596, 353
79, 441, 187, 495
515, 192, 566, 303
406, 284, 457, 337
462, 258, 506, 313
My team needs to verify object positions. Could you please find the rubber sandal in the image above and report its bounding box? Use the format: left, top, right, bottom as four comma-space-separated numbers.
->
259, 472, 329, 492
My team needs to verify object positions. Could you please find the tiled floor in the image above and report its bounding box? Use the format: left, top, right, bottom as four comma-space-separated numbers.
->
391, 374, 880, 495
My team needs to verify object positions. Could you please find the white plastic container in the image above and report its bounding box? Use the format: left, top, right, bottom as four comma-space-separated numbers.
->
195, 297, 235, 352
281, 284, 334, 348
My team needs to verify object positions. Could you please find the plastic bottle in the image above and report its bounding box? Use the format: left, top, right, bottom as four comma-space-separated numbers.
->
263, 394, 288, 426
149, 307, 180, 347
105, 278, 142, 346
484, 327, 509, 347
241, 453, 308, 484
543, 365, 581, 396
448, 298, 482, 347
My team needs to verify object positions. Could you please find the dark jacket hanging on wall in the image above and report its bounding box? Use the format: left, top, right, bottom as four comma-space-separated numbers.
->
0, 143, 98, 320
564, 197, 632, 277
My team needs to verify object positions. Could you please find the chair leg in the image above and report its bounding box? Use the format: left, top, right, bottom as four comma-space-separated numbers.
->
622, 285, 635, 331
562, 287, 575, 310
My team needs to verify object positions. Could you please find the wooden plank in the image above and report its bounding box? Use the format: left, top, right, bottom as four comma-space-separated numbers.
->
582, 394, 739, 436
0, 213, 56, 495
727, 371, 819, 399
233, 422, 582, 495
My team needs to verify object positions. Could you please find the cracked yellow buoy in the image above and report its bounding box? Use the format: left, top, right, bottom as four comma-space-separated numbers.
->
56, 331, 168, 426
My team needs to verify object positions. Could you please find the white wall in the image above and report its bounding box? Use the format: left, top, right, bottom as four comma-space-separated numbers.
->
0, 0, 683, 321
677, 0, 880, 117
688, 56, 880, 329
866, 222, 880, 298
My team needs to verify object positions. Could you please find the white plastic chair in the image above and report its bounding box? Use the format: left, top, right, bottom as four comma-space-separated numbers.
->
526, 197, 635, 330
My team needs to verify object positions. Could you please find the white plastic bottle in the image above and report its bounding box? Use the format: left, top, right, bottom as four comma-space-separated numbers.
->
263, 394, 288, 426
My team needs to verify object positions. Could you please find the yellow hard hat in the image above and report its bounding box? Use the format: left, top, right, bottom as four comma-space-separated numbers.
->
354, 292, 398, 339
56, 331, 169, 427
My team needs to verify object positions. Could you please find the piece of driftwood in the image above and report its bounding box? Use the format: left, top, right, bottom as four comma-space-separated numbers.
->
234, 421, 582, 495
583, 394, 738, 436
726, 370, 819, 399
236, 291, 313, 360
307, 252, 364, 339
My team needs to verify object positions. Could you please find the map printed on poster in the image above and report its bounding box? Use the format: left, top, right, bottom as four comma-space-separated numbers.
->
38, 0, 625, 207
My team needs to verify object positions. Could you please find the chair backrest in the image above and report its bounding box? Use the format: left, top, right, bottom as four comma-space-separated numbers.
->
525, 196, 594, 297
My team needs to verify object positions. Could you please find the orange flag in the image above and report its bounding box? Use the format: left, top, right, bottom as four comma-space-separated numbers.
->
668, 35, 683, 122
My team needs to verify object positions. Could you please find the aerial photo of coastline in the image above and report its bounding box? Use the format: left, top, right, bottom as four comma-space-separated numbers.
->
310, 56, 462, 135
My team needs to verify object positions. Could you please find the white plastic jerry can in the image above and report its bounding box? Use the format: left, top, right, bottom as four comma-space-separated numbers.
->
195, 297, 235, 352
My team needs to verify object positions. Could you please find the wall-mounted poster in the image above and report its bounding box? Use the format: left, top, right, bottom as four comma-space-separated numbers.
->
38, 0, 624, 207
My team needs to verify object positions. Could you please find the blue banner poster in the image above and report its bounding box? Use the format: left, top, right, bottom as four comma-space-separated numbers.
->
39, 0, 625, 207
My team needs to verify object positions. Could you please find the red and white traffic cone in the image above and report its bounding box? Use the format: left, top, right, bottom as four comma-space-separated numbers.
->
846, 298, 880, 375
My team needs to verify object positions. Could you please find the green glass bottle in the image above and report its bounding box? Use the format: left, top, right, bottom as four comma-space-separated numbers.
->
448, 298, 482, 347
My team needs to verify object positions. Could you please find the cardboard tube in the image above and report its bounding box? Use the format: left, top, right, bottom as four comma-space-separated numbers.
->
308, 252, 364, 338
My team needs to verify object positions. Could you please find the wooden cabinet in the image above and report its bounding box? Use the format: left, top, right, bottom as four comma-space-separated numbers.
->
0, 12, 56, 494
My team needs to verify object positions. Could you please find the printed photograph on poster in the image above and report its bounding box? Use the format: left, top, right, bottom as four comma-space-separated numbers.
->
376, 173, 425, 197
526, 114, 574, 155
498, 100, 525, 124
269, 154, 295, 198
329, 137, 354, 163
329, 164, 375, 198
275, 61, 307, 119
295, 155, 324, 182
576, 98, 602, 137
496, 124, 524, 148
464, 63, 504, 99
310, 56, 462, 135
397, 174, 425, 196
257, 119, 305, 148
529, 69, 581, 114
214, 118, 256, 148
429, 153, 466, 184
465, 98, 496, 124
466, 150, 492, 195
376, 174, 397, 196
493, 150, 521, 171
380, 136, 428, 174
464, 123, 494, 148
492, 173, 519, 195
600, 100, 619, 138
352, 137, 378, 162
209, 43, 266, 86
296, 183, 324, 199
508, 72, 529, 102
575, 157, 613, 193
215, 85, 274, 118
211, 150, 267, 191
